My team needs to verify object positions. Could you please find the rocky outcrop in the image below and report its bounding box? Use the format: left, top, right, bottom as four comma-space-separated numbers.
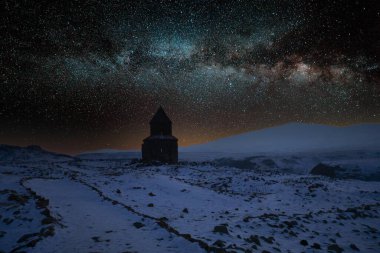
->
310, 163, 339, 178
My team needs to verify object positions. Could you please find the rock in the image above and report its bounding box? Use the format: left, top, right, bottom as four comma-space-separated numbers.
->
41, 226, 55, 237
243, 216, 252, 222
311, 243, 321, 249
148, 192, 156, 197
246, 235, 261, 246
300, 239, 308, 246
133, 222, 145, 229
26, 239, 40, 247
36, 198, 49, 209
213, 225, 229, 235
327, 244, 344, 253
41, 209, 50, 216
350, 244, 360, 251
262, 159, 277, 167
261, 236, 275, 244
17, 233, 39, 243
310, 163, 338, 178
41, 217, 55, 225
91, 236, 101, 242
158, 217, 168, 221
147, 203, 154, 207
8, 194, 29, 205
3, 218, 13, 225
182, 208, 189, 213
283, 220, 298, 228
213, 239, 226, 247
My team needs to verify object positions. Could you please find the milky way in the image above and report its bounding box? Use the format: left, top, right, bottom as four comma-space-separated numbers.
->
1, 0, 380, 153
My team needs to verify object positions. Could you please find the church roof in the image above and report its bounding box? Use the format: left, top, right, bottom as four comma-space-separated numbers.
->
150, 106, 172, 124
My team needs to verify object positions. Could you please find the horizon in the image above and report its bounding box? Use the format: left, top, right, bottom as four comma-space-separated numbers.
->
2, 120, 380, 155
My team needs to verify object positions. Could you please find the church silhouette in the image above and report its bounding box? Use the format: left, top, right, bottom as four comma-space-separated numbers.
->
142, 106, 178, 163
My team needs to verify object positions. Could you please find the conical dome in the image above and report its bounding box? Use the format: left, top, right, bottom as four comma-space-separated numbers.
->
150, 106, 172, 124
149, 106, 172, 136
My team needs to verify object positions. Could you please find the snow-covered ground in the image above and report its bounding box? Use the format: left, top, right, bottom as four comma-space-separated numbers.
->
24, 178, 202, 253
1, 150, 379, 252
1, 123, 380, 252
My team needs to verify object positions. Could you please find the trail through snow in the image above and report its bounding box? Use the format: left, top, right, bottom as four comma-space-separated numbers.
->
25, 178, 204, 253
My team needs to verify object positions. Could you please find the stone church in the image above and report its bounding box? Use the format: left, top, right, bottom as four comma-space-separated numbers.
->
142, 106, 178, 163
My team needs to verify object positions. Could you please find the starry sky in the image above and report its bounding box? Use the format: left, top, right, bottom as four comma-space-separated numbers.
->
1, 0, 380, 154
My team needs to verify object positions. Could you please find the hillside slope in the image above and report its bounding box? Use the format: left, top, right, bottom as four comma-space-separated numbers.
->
182, 123, 380, 154
0, 144, 72, 162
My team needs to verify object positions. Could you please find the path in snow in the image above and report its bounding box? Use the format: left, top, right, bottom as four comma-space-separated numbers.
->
25, 178, 204, 253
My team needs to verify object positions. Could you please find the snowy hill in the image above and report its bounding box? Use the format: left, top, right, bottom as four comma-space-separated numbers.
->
0, 144, 72, 163
182, 123, 380, 154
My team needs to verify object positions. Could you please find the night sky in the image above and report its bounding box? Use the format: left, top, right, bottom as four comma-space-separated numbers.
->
1, 0, 380, 154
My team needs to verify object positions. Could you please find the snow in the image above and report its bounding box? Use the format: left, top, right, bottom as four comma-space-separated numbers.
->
1, 123, 380, 252
181, 123, 380, 154
0, 144, 72, 163
57, 162, 380, 253
24, 178, 202, 253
